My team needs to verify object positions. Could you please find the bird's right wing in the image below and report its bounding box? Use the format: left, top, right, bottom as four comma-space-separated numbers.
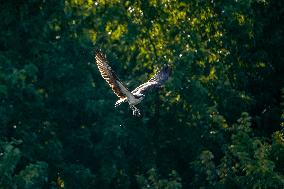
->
131, 65, 171, 95
95, 49, 133, 99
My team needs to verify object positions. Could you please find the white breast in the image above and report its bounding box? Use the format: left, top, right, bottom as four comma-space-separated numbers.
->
128, 97, 143, 106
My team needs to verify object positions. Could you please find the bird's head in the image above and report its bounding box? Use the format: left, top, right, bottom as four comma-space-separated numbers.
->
134, 93, 145, 100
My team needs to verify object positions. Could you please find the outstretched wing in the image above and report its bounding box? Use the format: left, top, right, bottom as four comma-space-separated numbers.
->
131, 65, 171, 95
95, 49, 131, 99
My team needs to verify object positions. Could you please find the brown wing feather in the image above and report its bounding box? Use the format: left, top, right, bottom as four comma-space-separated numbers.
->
131, 65, 171, 95
95, 50, 127, 98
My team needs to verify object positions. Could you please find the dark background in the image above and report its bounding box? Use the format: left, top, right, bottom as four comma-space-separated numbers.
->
0, 0, 283, 188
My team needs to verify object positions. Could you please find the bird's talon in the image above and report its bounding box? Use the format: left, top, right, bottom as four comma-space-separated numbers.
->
131, 106, 141, 117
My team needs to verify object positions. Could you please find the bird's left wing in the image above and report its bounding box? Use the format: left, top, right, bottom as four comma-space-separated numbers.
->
95, 49, 133, 99
131, 65, 171, 95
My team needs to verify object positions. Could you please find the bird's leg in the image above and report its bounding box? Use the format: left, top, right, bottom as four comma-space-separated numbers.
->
134, 107, 141, 117
130, 105, 141, 117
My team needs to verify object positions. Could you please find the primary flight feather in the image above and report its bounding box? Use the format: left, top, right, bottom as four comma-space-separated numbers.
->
94, 49, 171, 116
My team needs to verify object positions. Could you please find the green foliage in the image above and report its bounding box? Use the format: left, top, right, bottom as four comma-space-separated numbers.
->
0, 0, 283, 188
218, 113, 283, 188
16, 161, 48, 189
192, 113, 284, 188
0, 140, 48, 189
0, 140, 22, 189
137, 168, 182, 189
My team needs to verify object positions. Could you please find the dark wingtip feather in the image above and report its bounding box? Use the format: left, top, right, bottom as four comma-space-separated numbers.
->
94, 49, 108, 63
162, 64, 172, 76
94, 48, 103, 56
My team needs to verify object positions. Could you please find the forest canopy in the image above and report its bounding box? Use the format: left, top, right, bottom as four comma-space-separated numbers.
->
0, 0, 283, 188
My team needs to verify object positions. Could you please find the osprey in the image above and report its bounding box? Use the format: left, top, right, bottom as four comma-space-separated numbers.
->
95, 49, 171, 116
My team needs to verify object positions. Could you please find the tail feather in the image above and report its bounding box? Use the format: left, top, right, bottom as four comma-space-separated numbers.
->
115, 98, 127, 107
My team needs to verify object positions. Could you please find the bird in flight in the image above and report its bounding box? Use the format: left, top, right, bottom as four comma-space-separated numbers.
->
94, 49, 171, 116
